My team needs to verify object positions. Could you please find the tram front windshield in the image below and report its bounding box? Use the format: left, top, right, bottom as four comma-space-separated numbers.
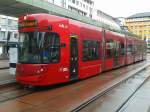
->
18, 32, 60, 64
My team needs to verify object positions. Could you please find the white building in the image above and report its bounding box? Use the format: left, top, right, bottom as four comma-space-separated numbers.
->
0, 15, 18, 59
44, 0, 121, 30
93, 10, 121, 30
117, 17, 126, 26
66, 0, 94, 18
44, 0, 94, 18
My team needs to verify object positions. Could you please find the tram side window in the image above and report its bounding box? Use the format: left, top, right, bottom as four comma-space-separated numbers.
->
134, 45, 137, 54
144, 44, 147, 53
120, 43, 125, 55
127, 44, 133, 54
95, 41, 100, 59
106, 40, 114, 58
44, 33, 60, 63
114, 41, 120, 57
138, 44, 142, 53
82, 40, 100, 61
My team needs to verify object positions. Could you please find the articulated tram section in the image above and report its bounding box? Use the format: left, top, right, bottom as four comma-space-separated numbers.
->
0, 0, 149, 112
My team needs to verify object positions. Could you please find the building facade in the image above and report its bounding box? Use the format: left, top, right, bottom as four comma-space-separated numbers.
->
0, 15, 18, 59
125, 13, 150, 40
44, 0, 120, 31
44, 0, 94, 18
123, 12, 150, 51
93, 10, 121, 30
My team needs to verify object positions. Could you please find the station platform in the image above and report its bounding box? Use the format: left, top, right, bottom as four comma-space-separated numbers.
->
0, 60, 15, 85
0, 60, 9, 69
0, 60, 149, 112
0, 69, 16, 85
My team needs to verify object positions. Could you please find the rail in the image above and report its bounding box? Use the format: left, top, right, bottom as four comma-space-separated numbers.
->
71, 65, 150, 112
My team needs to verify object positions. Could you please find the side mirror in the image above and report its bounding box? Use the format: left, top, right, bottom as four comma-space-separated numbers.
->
60, 43, 66, 48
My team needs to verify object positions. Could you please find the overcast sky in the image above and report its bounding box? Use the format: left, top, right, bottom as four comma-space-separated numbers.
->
94, 0, 150, 17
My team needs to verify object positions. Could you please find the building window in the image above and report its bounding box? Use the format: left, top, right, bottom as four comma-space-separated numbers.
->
68, 6, 71, 10
80, 2, 82, 7
47, 0, 54, 3
76, 0, 79, 5
1, 31, 6, 40
86, 5, 88, 10
13, 20, 18, 26
82, 40, 100, 61
139, 30, 142, 33
83, 4, 85, 8
1, 18, 6, 25
72, 0, 75, 3
8, 19, 12, 26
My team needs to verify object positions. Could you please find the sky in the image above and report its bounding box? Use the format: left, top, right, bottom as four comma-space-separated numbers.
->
94, 0, 150, 17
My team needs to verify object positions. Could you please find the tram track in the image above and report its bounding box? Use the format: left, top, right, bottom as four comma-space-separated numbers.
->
115, 75, 150, 112
0, 69, 33, 103
72, 65, 150, 112
0, 69, 34, 102
0, 82, 34, 102
0, 68, 16, 85
0, 67, 9, 70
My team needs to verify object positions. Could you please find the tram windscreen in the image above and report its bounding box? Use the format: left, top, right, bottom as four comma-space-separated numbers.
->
18, 32, 60, 64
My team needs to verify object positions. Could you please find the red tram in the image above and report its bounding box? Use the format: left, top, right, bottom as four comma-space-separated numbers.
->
16, 13, 146, 86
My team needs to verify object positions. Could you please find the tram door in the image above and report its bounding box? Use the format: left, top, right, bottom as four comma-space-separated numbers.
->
70, 37, 78, 81
114, 41, 120, 67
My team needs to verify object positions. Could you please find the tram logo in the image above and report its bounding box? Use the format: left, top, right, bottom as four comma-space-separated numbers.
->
58, 23, 68, 29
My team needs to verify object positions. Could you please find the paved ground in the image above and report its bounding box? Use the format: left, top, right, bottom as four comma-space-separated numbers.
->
0, 54, 148, 112
0, 61, 148, 112
0, 69, 16, 85
0, 60, 9, 69
119, 72, 150, 112
0, 60, 15, 85
80, 66, 150, 112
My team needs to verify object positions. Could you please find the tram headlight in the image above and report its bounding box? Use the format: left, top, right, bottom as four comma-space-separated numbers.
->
36, 66, 48, 75
40, 68, 44, 72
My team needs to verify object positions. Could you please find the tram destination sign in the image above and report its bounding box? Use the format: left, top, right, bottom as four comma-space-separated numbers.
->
19, 20, 38, 29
